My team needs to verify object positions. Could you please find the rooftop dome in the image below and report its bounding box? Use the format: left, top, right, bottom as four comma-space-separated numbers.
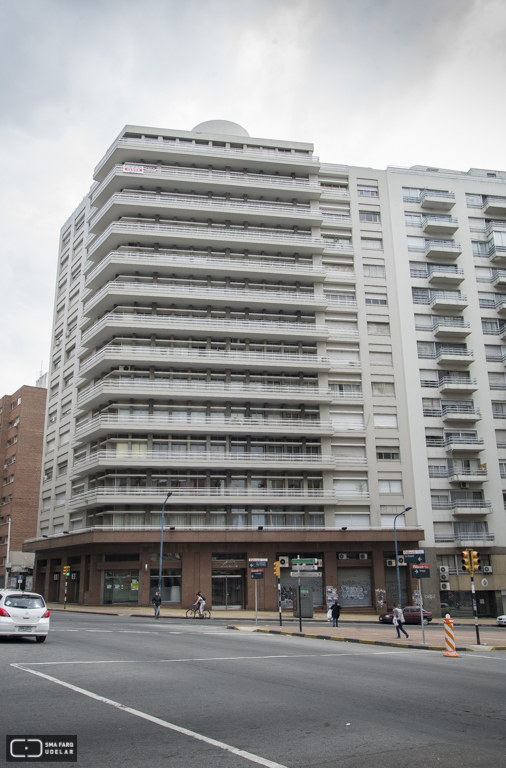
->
191, 120, 250, 138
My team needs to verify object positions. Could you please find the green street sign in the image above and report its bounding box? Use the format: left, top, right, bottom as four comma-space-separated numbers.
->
411, 565, 430, 578
403, 550, 426, 564
292, 558, 318, 565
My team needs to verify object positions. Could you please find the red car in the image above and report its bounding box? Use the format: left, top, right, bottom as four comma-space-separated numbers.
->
379, 606, 433, 625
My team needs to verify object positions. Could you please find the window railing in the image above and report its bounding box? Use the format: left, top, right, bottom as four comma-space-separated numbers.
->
434, 533, 495, 542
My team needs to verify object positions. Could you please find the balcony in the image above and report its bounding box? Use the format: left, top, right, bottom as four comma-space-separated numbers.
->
83, 280, 326, 318
427, 266, 464, 286
78, 344, 331, 379
424, 240, 462, 259
441, 405, 481, 422
435, 348, 474, 366
438, 377, 478, 393
69, 486, 334, 511
489, 245, 506, 266
76, 378, 333, 412
422, 216, 459, 235
71, 449, 336, 476
432, 319, 471, 338
86, 220, 326, 263
73, 413, 333, 442
432, 500, 491, 515
93, 136, 321, 183
448, 467, 488, 482
444, 436, 484, 452
430, 292, 467, 311
494, 296, 506, 315
419, 190, 456, 210
90, 164, 322, 210
434, 532, 495, 543
492, 271, 506, 288
80, 312, 329, 349
482, 197, 506, 217
88, 192, 322, 235
84, 250, 324, 291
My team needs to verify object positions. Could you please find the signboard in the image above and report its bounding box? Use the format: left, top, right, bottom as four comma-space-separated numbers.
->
248, 558, 268, 569
292, 558, 318, 565
291, 571, 322, 578
250, 569, 264, 580
123, 164, 144, 173
291, 564, 319, 571
403, 550, 426, 564
411, 564, 430, 578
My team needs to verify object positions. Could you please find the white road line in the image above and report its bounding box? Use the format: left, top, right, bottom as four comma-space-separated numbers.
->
11, 664, 288, 768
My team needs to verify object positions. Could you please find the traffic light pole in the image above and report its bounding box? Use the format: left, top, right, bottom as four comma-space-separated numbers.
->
63, 573, 68, 610
470, 572, 481, 645
277, 577, 282, 626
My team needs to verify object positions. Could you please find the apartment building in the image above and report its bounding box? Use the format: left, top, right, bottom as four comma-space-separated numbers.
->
25, 120, 506, 616
0, 384, 47, 588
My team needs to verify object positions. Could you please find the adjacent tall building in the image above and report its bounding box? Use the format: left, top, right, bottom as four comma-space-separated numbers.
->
25, 120, 506, 616
0, 384, 47, 588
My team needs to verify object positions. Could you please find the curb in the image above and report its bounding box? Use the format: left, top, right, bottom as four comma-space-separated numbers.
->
226, 626, 503, 652
49, 608, 120, 616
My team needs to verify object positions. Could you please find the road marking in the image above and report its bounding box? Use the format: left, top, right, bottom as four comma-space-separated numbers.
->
11, 664, 288, 768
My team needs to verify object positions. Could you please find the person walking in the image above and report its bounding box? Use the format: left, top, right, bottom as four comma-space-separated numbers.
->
331, 601, 341, 628
393, 604, 409, 639
152, 591, 162, 619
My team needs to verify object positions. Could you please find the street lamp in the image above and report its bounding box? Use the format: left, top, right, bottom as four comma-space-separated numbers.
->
158, 491, 173, 594
394, 506, 412, 607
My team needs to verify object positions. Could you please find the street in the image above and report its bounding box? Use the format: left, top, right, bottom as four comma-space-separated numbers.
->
2, 612, 505, 768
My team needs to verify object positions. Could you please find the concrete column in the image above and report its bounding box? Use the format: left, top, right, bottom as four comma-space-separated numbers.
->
140, 552, 151, 606
371, 548, 387, 614
86, 554, 101, 604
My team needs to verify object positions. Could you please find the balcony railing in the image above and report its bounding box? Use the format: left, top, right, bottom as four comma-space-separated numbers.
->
69, 487, 336, 507
444, 436, 484, 447
438, 377, 477, 387
442, 405, 481, 416
80, 312, 327, 346
431, 500, 491, 510
79, 344, 330, 374
434, 533, 495, 543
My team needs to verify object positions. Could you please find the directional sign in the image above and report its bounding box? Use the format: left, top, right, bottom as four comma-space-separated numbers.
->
411, 564, 430, 578
250, 569, 264, 579
249, 558, 268, 569
291, 571, 322, 578
292, 558, 318, 565
403, 549, 426, 564
291, 564, 319, 571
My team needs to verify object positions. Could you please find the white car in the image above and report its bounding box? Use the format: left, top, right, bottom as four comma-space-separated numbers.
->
0, 590, 50, 642
497, 614, 506, 627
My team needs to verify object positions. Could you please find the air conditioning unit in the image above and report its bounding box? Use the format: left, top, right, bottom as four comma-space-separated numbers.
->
71, 572, 78, 580
338, 553, 349, 560
440, 572, 449, 582
440, 582, 451, 591
119, 365, 131, 371
438, 566, 449, 575
358, 553, 368, 560
460, 482, 470, 489
483, 565, 493, 574
278, 556, 290, 568
386, 559, 396, 567
317, 559, 323, 567
398, 556, 405, 566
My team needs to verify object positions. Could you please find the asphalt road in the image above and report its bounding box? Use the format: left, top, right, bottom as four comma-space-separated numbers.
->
2, 612, 505, 768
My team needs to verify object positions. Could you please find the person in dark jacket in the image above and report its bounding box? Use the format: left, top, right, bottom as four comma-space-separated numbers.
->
152, 591, 162, 619
331, 602, 341, 627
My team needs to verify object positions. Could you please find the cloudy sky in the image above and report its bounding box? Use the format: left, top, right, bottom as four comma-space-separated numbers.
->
1, 0, 505, 395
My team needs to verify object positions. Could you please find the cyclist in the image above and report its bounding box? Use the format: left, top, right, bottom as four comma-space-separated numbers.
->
192, 591, 205, 617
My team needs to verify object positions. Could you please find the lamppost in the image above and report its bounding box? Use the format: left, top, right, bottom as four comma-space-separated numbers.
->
158, 491, 173, 594
394, 506, 412, 607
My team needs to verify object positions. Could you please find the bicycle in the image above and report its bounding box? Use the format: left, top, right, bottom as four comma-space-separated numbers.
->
186, 607, 211, 619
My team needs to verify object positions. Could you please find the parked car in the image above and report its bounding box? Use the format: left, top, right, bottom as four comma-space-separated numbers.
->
0, 590, 50, 642
497, 615, 506, 627
379, 606, 433, 625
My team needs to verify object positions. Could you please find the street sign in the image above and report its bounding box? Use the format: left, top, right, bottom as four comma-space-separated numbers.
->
291, 564, 319, 571
292, 558, 318, 565
248, 558, 268, 569
290, 571, 322, 578
250, 569, 264, 579
411, 564, 430, 578
403, 549, 426, 564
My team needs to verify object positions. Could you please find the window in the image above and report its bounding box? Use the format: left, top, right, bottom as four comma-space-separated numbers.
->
378, 480, 402, 494
43, 468, 53, 481
359, 210, 381, 223
361, 238, 383, 250
405, 213, 422, 227
412, 287, 430, 305
55, 490, 66, 507
371, 381, 395, 396
485, 345, 503, 361
472, 241, 489, 256
407, 236, 426, 250
61, 403, 72, 418
377, 449, 400, 460
63, 374, 74, 389
492, 402, 506, 418
466, 194, 483, 207
363, 264, 386, 277
58, 462, 68, 475
59, 431, 70, 446
370, 351, 392, 365
482, 319, 500, 334
374, 414, 398, 428
358, 185, 378, 197
365, 292, 387, 305
479, 292, 496, 308
66, 346, 75, 361
42, 497, 51, 511
367, 322, 390, 336
402, 187, 422, 200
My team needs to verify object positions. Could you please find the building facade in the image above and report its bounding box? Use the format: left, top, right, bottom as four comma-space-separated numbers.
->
0, 384, 47, 588
25, 120, 506, 616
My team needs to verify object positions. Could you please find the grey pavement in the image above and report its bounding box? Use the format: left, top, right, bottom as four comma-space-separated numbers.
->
2, 611, 505, 768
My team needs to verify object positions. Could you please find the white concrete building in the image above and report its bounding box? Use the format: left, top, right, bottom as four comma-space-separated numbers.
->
26, 121, 506, 616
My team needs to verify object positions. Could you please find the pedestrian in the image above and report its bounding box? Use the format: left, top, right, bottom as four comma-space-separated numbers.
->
392, 603, 409, 639
331, 601, 341, 627
152, 591, 162, 619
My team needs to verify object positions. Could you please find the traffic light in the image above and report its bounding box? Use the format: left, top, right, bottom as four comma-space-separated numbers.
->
63, 566, 70, 577
273, 561, 281, 578
461, 551, 471, 572
471, 551, 481, 573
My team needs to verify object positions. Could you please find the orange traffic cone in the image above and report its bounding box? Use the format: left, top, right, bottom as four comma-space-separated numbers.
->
443, 615, 459, 658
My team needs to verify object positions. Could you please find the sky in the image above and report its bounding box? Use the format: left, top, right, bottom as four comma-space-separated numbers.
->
0, 0, 505, 395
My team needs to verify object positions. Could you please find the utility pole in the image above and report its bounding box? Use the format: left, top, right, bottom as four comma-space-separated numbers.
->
461, 549, 481, 645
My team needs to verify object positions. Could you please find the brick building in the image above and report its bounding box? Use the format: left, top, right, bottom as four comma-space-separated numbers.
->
0, 385, 47, 588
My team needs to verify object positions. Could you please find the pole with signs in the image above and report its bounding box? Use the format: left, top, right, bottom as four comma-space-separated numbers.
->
248, 559, 268, 626
411, 563, 430, 644
62, 566, 70, 609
